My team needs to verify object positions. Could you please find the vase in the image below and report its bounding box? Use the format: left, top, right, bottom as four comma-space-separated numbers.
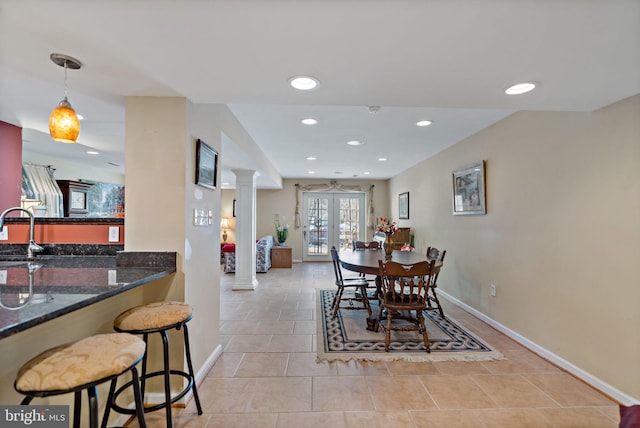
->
383, 233, 393, 258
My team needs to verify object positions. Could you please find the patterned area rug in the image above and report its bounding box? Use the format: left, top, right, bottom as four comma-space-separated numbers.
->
317, 289, 504, 362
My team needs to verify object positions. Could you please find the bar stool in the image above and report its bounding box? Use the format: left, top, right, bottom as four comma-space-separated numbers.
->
106, 301, 202, 428
14, 333, 146, 428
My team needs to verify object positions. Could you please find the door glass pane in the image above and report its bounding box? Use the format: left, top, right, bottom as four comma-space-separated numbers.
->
338, 197, 361, 250
306, 196, 328, 255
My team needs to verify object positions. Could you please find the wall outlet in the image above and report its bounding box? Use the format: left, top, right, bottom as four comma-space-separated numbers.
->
0, 227, 8, 241
0, 270, 6, 284
490, 284, 497, 297
108, 270, 117, 285
108, 227, 120, 242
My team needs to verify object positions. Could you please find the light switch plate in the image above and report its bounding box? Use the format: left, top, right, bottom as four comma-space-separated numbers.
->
108, 227, 119, 242
0, 227, 8, 240
193, 209, 211, 226
0, 270, 7, 284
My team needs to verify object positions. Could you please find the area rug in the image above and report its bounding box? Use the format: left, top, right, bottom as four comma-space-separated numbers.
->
317, 289, 504, 362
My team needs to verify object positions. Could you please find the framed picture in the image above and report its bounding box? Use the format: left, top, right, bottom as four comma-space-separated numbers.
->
195, 139, 218, 190
398, 192, 409, 219
452, 160, 486, 215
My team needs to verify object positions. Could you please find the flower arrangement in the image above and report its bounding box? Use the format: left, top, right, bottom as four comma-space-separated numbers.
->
274, 216, 289, 245
400, 243, 414, 252
114, 205, 125, 218
376, 216, 398, 235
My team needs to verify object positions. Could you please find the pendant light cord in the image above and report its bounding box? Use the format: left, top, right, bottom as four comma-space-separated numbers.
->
64, 61, 68, 99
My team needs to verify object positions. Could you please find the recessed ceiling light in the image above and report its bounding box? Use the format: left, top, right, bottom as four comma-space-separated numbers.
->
363, 171, 371, 175
223, 182, 230, 186
77, 114, 84, 121
505, 82, 538, 95
378, 157, 387, 161
416, 120, 432, 127
306, 156, 316, 160
308, 170, 316, 174
289, 76, 320, 91
86, 150, 99, 155
347, 140, 363, 146
301, 118, 318, 125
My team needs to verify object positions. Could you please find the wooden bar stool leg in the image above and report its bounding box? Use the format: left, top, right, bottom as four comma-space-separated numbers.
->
87, 386, 99, 428
130, 366, 147, 428
182, 324, 203, 415
140, 332, 149, 397
101, 379, 117, 428
160, 330, 173, 428
73, 390, 82, 428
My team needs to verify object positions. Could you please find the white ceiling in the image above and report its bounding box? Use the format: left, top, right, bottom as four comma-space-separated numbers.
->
1, 1, 638, 188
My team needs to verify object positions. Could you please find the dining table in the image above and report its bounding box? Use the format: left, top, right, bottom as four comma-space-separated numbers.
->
338, 248, 439, 277
338, 248, 442, 330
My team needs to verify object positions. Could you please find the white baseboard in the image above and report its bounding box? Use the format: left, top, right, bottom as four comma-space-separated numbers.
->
439, 290, 638, 406
197, 344, 223, 386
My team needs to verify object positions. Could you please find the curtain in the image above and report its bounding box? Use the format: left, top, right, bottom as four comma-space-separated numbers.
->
22, 163, 63, 217
294, 181, 375, 229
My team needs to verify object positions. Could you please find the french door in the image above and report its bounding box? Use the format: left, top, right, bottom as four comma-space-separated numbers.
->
302, 192, 365, 261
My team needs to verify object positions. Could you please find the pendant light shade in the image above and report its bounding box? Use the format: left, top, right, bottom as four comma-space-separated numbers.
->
49, 53, 82, 143
49, 97, 80, 143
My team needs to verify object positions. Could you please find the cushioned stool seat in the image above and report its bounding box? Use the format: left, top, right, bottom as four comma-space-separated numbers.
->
15, 333, 146, 428
106, 301, 202, 428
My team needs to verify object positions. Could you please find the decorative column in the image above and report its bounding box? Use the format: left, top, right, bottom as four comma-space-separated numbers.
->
233, 169, 258, 290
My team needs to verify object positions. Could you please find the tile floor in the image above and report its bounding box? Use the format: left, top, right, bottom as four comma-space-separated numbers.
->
140, 262, 621, 427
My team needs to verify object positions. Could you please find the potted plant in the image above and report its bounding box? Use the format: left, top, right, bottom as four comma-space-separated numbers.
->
274, 216, 289, 246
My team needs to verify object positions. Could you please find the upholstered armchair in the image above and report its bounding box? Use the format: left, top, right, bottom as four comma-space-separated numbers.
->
223, 235, 275, 273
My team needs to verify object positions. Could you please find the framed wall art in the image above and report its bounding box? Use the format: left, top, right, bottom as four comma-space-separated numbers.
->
398, 192, 409, 219
452, 160, 486, 215
195, 139, 218, 190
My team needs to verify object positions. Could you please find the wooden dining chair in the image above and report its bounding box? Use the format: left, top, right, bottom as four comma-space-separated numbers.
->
376, 259, 440, 352
372, 231, 386, 245
354, 241, 380, 250
353, 241, 381, 287
426, 246, 446, 318
330, 247, 372, 319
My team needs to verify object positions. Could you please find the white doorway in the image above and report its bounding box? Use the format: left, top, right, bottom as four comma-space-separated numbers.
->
302, 192, 366, 262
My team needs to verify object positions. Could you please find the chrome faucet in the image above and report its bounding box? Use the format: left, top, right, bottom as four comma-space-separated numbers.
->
0, 207, 44, 258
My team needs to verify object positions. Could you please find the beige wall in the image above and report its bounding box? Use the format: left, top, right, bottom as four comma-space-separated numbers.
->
389, 95, 640, 401
125, 97, 222, 391
256, 179, 390, 261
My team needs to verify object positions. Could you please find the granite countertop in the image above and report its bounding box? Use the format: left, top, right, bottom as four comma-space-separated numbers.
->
0, 217, 124, 225
0, 253, 176, 339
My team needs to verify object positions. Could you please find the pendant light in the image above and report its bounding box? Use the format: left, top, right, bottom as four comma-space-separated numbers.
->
49, 53, 82, 143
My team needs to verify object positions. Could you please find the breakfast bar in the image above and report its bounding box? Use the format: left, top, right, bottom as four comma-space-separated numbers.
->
0, 248, 178, 408
0, 253, 176, 339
